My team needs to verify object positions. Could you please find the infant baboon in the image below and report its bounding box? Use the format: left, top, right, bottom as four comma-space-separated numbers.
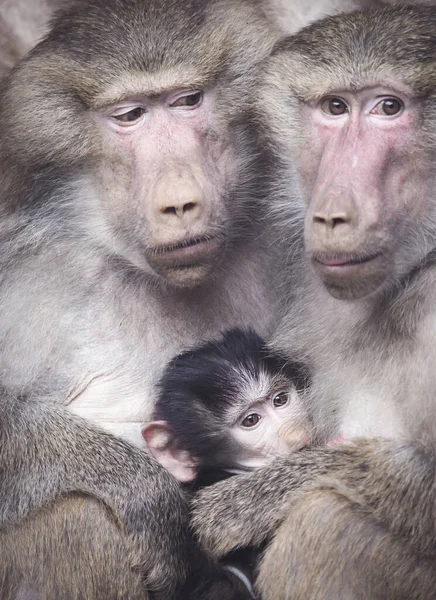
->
143, 328, 312, 485
143, 328, 313, 598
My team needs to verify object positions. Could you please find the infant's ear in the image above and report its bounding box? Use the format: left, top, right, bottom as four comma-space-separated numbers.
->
142, 421, 199, 483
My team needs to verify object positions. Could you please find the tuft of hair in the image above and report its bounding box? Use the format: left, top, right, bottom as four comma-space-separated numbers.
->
271, 5, 436, 99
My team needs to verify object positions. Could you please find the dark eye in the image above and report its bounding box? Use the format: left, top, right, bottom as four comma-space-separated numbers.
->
273, 392, 289, 407
321, 97, 348, 116
241, 413, 261, 428
113, 107, 145, 123
170, 91, 203, 108
372, 97, 403, 117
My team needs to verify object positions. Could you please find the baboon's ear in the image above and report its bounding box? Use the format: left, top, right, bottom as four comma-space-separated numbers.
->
142, 421, 199, 482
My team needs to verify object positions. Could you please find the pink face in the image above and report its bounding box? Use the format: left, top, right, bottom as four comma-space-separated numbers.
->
92, 79, 239, 287
229, 387, 311, 470
297, 85, 434, 299
143, 384, 311, 483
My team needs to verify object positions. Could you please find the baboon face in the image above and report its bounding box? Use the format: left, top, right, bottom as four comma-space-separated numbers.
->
93, 77, 239, 288
1, 0, 277, 288
261, 7, 436, 300
143, 329, 311, 482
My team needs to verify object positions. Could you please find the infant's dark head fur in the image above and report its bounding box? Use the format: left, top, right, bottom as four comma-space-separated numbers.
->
154, 328, 310, 474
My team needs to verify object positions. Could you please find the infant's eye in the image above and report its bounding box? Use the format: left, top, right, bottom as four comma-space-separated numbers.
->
113, 107, 146, 124
241, 413, 261, 428
273, 391, 289, 407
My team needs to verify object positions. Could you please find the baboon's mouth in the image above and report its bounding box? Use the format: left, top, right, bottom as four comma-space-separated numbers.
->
311, 250, 389, 300
151, 236, 217, 256
313, 251, 382, 269
148, 236, 223, 267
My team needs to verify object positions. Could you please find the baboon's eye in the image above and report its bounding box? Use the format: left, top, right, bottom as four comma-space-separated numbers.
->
170, 91, 203, 108
113, 107, 146, 124
321, 97, 348, 116
273, 391, 289, 407
371, 97, 403, 117
240, 413, 261, 428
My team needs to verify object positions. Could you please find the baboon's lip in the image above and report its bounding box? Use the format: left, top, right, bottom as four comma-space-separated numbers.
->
147, 236, 222, 266
313, 251, 382, 268
151, 236, 219, 256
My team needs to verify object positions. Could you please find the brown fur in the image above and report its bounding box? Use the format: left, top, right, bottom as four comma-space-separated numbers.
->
0, 0, 392, 79
192, 441, 436, 599
0, 494, 146, 600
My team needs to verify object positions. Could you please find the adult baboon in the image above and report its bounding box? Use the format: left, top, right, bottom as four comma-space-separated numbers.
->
192, 6, 436, 599
0, 0, 284, 597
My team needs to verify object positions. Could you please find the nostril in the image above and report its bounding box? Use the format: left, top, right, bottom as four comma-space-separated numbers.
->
183, 202, 196, 213
331, 216, 347, 228
162, 206, 177, 215
161, 202, 198, 216
313, 212, 349, 228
